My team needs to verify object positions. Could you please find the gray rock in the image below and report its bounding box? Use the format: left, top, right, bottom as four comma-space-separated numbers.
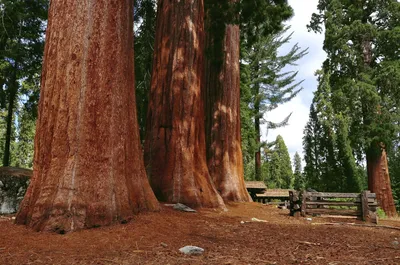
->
179, 246, 204, 255
0, 167, 31, 214
391, 240, 399, 248
173, 203, 196, 212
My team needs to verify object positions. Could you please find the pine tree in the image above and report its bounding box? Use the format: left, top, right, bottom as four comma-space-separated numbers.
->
267, 135, 293, 188
303, 70, 339, 191
293, 152, 305, 190
334, 113, 362, 192
240, 27, 307, 181
303, 103, 323, 190
268, 151, 281, 188
303, 70, 362, 192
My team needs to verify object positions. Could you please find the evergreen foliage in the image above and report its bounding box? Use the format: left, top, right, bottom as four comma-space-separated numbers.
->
0, 0, 47, 166
304, 1, 400, 202
389, 137, 400, 210
134, 0, 157, 143
293, 152, 305, 190
266, 135, 293, 188
308, 0, 400, 161
303, 70, 362, 192
240, 26, 307, 181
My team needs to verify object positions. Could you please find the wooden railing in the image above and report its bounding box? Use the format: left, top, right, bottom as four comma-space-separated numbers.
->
289, 190, 378, 224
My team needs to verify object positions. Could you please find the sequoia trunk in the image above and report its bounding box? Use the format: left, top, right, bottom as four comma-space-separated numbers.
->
367, 145, 397, 217
16, 0, 159, 232
144, 0, 224, 208
204, 22, 250, 202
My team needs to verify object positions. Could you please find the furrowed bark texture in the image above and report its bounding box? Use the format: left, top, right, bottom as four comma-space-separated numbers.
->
367, 146, 397, 217
204, 24, 251, 202
144, 0, 224, 208
15, 0, 159, 233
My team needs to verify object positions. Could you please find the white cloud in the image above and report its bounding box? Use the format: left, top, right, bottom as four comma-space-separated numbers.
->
261, 0, 326, 163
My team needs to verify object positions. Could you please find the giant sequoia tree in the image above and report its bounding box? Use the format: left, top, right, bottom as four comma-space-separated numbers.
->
16, 0, 159, 232
204, 1, 250, 202
144, 0, 224, 208
309, 0, 400, 215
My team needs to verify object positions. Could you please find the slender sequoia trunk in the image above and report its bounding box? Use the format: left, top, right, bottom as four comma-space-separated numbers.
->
144, 0, 224, 208
204, 22, 250, 202
16, 0, 159, 232
3, 70, 17, 167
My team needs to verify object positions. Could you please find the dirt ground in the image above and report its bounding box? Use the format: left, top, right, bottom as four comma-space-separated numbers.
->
1, 202, 400, 265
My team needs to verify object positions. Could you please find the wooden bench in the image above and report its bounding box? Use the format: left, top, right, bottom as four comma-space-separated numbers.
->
289, 190, 378, 224
245, 181, 267, 201
255, 189, 293, 205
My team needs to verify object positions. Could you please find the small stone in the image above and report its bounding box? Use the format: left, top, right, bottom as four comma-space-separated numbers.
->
179, 246, 204, 255
173, 203, 196, 212
306, 218, 312, 221
240, 221, 245, 224
160, 242, 168, 248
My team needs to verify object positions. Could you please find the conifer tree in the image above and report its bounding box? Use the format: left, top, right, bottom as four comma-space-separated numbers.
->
0, 0, 48, 166
303, 70, 362, 192
293, 152, 305, 190
267, 135, 293, 188
240, 27, 307, 181
309, 0, 399, 215
134, 0, 156, 142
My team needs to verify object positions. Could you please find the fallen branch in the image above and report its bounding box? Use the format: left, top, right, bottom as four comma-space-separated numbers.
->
297, 241, 321, 246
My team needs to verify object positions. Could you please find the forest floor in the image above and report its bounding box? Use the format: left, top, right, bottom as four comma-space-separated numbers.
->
1, 202, 400, 265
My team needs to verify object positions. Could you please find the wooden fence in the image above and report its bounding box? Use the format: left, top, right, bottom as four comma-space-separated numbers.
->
289, 190, 378, 224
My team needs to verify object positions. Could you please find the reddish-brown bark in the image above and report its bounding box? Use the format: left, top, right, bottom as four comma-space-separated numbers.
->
204, 23, 251, 202
367, 146, 397, 217
144, 0, 224, 209
15, 0, 159, 232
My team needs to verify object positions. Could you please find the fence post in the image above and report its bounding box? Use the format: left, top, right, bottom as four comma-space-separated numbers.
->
361, 190, 370, 222
301, 190, 307, 217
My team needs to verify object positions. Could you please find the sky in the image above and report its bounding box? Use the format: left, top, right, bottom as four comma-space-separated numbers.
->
263, 0, 326, 164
